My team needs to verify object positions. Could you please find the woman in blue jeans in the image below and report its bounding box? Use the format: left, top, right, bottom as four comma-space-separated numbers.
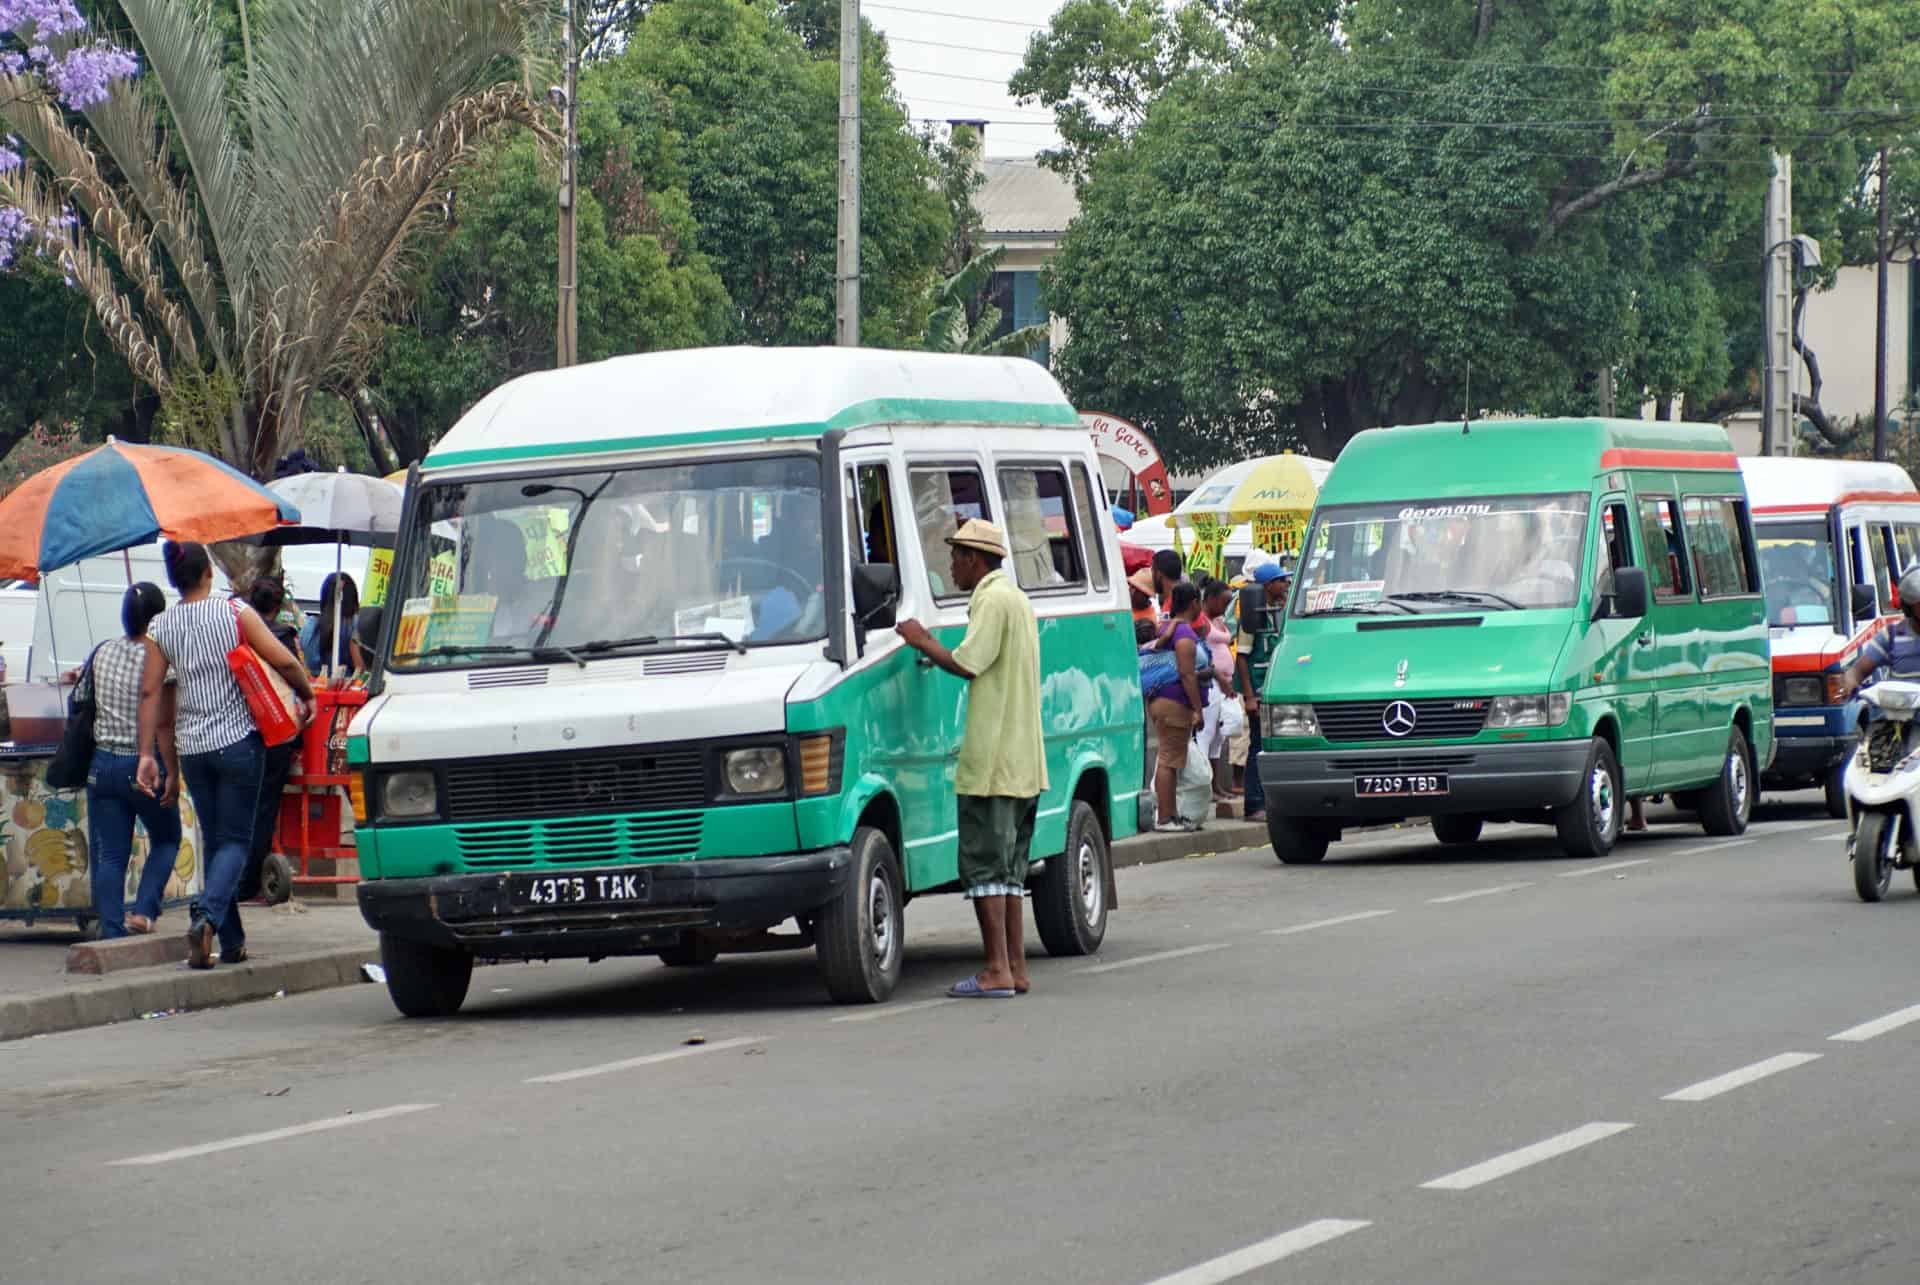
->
137, 542, 314, 969
82, 583, 182, 937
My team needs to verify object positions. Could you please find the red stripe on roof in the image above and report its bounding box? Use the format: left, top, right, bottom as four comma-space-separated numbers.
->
1599, 448, 1740, 470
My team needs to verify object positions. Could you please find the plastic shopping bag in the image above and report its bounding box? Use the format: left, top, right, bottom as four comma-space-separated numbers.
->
1177, 735, 1213, 829
1218, 693, 1247, 742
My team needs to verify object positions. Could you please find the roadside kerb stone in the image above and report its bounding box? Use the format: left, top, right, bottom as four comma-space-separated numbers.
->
65, 934, 191, 975
0, 946, 376, 1043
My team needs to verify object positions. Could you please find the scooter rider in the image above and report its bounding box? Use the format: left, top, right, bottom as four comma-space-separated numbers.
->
1840, 565, 1920, 697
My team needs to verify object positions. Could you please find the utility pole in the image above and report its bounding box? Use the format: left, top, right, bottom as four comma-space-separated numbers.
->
1874, 144, 1891, 462
555, 0, 580, 368
835, 0, 861, 347
1761, 153, 1794, 456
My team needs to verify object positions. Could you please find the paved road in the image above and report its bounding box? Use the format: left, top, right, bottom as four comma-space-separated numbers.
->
6, 794, 1918, 1285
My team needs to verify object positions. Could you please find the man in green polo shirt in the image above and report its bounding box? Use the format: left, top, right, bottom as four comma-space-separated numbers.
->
896, 518, 1047, 999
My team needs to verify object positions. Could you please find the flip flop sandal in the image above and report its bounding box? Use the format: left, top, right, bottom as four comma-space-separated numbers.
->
185, 921, 215, 970
947, 976, 1016, 999
125, 914, 154, 934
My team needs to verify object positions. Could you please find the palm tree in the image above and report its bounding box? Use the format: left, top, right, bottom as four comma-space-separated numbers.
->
0, 0, 554, 486
921, 246, 1050, 359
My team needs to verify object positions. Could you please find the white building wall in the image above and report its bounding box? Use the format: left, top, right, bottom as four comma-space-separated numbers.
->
1800, 264, 1914, 422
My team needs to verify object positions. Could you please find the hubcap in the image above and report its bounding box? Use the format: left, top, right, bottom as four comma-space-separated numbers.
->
1590, 763, 1617, 836
1077, 838, 1104, 924
868, 871, 896, 966
1729, 749, 1750, 819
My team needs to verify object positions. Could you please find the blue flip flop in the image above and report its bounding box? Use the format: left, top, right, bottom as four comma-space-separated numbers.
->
947, 976, 1016, 999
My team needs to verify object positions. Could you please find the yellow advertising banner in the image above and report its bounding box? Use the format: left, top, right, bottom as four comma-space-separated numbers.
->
1187, 514, 1226, 580
1252, 512, 1308, 559
363, 547, 394, 607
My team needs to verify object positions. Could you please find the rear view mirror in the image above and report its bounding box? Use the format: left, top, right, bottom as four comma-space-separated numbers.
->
1609, 567, 1649, 620
852, 563, 900, 631
1852, 583, 1879, 622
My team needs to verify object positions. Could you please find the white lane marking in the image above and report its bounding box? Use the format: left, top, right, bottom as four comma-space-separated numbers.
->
108, 1103, 438, 1167
1265, 909, 1396, 936
1558, 858, 1653, 879
831, 998, 955, 1023
1427, 882, 1533, 905
1671, 838, 1758, 856
1818, 834, 1849, 842
1768, 819, 1844, 833
1082, 943, 1232, 975
1661, 1052, 1823, 1102
1831, 1003, 1920, 1042
1420, 1122, 1634, 1191
1140, 1218, 1372, 1285
525, 1035, 768, 1084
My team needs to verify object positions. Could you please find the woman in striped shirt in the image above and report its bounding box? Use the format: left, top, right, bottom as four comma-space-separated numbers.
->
137, 542, 315, 969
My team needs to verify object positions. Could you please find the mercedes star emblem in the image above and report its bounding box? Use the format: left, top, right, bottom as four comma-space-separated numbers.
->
1382, 700, 1418, 737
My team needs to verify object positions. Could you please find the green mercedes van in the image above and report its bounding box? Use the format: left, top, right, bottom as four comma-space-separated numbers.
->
348, 347, 1143, 1014
1258, 419, 1773, 863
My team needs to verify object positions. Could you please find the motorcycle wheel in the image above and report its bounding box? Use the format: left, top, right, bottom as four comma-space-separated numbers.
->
1853, 812, 1897, 903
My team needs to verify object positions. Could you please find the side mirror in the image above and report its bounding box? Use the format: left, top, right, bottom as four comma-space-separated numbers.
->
1238, 583, 1264, 627
1610, 566, 1649, 620
851, 563, 900, 631
1852, 583, 1879, 622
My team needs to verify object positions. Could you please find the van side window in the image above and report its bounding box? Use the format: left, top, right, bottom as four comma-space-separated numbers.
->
1069, 462, 1111, 591
849, 464, 897, 566
1870, 523, 1897, 611
1681, 497, 1758, 598
909, 466, 992, 598
1896, 523, 1920, 572
1637, 496, 1691, 599
1596, 501, 1634, 599
998, 465, 1086, 591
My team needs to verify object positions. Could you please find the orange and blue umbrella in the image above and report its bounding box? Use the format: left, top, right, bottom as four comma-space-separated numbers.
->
0, 440, 299, 581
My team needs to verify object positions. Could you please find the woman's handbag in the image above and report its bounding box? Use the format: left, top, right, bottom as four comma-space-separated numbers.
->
44, 645, 104, 789
1137, 623, 1214, 699
227, 603, 302, 747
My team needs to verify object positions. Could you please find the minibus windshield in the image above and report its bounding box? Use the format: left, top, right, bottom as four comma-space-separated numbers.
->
1755, 520, 1837, 628
387, 455, 826, 668
1293, 493, 1590, 616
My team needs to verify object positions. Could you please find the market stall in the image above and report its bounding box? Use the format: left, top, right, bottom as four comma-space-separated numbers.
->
0, 439, 297, 929
1167, 452, 1334, 580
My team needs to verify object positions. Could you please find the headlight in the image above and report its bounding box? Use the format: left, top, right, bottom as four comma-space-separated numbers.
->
1486, 693, 1572, 729
725, 747, 788, 795
1872, 686, 1920, 713
1262, 703, 1321, 738
1781, 676, 1823, 706
380, 770, 438, 818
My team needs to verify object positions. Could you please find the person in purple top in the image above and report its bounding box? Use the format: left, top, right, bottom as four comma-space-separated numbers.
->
1146, 581, 1210, 832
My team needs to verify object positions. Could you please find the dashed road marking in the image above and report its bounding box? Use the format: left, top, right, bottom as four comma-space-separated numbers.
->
1420, 1122, 1634, 1191
1558, 858, 1653, 878
1661, 1052, 1822, 1102
1083, 943, 1233, 975
1427, 882, 1533, 905
1671, 838, 1758, 857
525, 1035, 768, 1084
831, 998, 956, 1023
1831, 1003, 1920, 1043
1265, 910, 1396, 936
1140, 1218, 1372, 1284
107, 1103, 439, 1167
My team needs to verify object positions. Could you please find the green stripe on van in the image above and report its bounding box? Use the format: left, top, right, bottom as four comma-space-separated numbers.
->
420, 397, 1081, 470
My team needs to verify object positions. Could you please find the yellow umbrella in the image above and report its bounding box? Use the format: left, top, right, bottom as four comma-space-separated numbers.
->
1170, 453, 1334, 575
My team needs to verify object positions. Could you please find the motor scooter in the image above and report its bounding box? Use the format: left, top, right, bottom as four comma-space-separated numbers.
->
1845, 680, 1920, 901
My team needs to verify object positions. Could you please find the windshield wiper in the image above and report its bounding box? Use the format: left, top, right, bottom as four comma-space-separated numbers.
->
1388, 590, 1524, 610
532, 644, 587, 669
577, 631, 748, 657
392, 643, 530, 662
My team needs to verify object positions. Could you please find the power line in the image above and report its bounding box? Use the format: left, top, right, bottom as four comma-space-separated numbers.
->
887, 34, 1031, 59
893, 63, 1023, 87
865, 2, 1049, 30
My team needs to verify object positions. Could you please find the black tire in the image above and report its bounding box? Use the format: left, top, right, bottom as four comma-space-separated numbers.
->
261, 852, 294, 906
1698, 727, 1754, 837
1035, 799, 1111, 957
1825, 763, 1849, 820
815, 826, 904, 1003
1431, 814, 1484, 846
1553, 738, 1622, 859
380, 932, 473, 1018
657, 933, 720, 967
1269, 813, 1332, 864
1670, 790, 1701, 813
1853, 811, 1896, 903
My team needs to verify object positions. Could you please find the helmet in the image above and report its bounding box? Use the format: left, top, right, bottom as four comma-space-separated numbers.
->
1899, 565, 1920, 624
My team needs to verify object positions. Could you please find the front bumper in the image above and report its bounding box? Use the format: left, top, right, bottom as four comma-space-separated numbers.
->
357, 848, 851, 957
1763, 732, 1855, 785
1259, 739, 1592, 820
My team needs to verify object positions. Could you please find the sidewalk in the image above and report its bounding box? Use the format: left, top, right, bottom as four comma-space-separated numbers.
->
0, 817, 1408, 1042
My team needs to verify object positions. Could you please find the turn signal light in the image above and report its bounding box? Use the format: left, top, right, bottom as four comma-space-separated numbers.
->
798, 735, 834, 796
349, 772, 368, 824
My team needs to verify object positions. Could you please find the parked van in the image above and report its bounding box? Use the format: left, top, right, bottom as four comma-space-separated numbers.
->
1258, 419, 1774, 862
350, 347, 1144, 1014
1741, 456, 1920, 816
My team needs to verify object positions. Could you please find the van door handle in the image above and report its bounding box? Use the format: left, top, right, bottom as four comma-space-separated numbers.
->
917, 654, 934, 668
1635, 635, 1654, 648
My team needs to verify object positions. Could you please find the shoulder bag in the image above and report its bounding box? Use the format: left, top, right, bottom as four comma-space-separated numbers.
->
226, 601, 303, 747
44, 643, 107, 789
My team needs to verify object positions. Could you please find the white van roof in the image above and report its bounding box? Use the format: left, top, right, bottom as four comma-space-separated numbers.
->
422, 346, 1079, 472
1739, 456, 1920, 513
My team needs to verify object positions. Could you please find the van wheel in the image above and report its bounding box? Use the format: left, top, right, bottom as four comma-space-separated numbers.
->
1431, 814, 1484, 846
1699, 728, 1754, 837
1553, 739, 1621, 859
816, 826, 903, 1004
1825, 763, 1849, 819
1034, 800, 1110, 956
380, 933, 473, 1018
1269, 814, 1332, 864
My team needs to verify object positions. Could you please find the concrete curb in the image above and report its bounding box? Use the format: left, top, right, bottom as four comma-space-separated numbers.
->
0, 945, 378, 1043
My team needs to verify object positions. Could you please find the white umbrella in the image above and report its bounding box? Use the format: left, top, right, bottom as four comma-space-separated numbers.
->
263, 469, 404, 679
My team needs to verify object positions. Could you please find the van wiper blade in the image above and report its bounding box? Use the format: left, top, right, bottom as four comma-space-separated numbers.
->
577, 632, 748, 656
393, 643, 528, 661
1388, 590, 1523, 610
532, 645, 587, 669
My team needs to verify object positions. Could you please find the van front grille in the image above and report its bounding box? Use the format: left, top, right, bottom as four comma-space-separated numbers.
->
1314, 699, 1491, 743
443, 748, 707, 822
453, 813, 705, 867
